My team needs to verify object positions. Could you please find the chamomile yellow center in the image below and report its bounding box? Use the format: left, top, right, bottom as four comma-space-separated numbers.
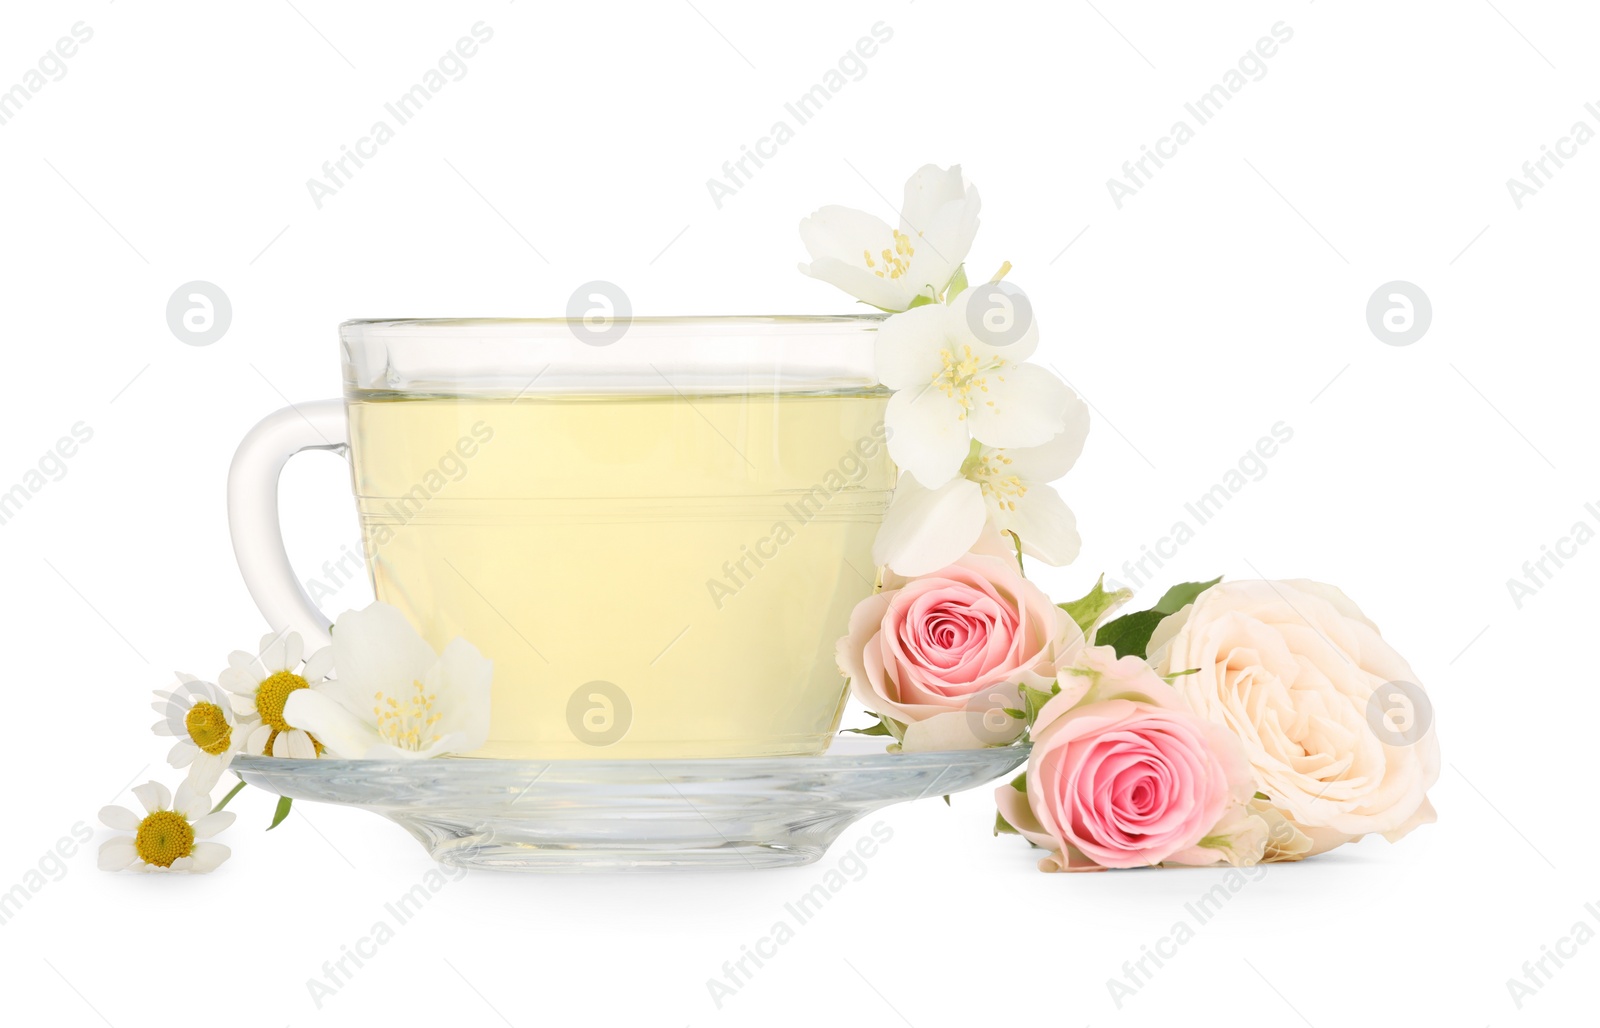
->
255, 671, 308, 733
184, 701, 232, 756
931, 344, 1008, 418
373, 680, 444, 751
862, 229, 916, 280
135, 810, 194, 867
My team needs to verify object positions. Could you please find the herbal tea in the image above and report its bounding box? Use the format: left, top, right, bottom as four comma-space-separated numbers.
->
347, 390, 893, 758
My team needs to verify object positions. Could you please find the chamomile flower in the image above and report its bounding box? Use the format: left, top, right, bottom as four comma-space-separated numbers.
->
218, 629, 335, 759
98, 780, 233, 873
151, 673, 242, 791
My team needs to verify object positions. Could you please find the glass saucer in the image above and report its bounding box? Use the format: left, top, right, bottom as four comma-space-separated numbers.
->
230, 736, 1028, 873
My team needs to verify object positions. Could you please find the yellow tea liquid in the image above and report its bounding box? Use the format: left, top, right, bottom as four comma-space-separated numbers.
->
346, 390, 893, 758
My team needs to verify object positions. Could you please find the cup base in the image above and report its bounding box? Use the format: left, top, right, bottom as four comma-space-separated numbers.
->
414, 820, 827, 872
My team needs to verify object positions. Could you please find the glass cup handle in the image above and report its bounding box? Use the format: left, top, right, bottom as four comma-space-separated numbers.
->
227, 400, 349, 650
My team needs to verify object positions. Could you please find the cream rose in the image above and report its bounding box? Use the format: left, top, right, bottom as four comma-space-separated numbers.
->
1147, 579, 1439, 856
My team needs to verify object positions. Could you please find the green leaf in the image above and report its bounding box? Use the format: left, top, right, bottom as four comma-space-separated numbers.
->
1094, 609, 1168, 660
942, 794, 951, 807
267, 795, 293, 830
842, 720, 892, 737
1254, 791, 1271, 801
1058, 575, 1133, 640
994, 810, 1018, 836
1152, 576, 1222, 615
1020, 684, 1056, 725
945, 264, 968, 303
905, 293, 937, 309
211, 779, 247, 813
1008, 771, 1028, 792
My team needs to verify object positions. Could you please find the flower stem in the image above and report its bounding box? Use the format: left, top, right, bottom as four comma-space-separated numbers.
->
212, 779, 247, 813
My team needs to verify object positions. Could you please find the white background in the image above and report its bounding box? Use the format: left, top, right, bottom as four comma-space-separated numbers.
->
0, 1, 1592, 1025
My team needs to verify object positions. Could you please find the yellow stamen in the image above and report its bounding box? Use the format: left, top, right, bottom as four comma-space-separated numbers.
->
862, 229, 915, 281
963, 448, 1029, 509
372, 680, 445, 752
929, 344, 1010, 417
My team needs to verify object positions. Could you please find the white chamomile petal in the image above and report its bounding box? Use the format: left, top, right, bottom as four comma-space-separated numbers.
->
873, 475, 987, 576
885, 389, 970, 488
188, 842, 231, 873
99, 805, 141, 832
191, 811, 236, 840
282, 631, 304, 671
151, 720, 179, 737
168, 740, 197, 767
132, 781, 170, 815
98, 838, 138, 871
303, 645, 335, 682
966, 362, 1072, 449
258, 631, 291, 673
227, 649, 263, 675
217, 666, 256, 696
282, 729, 317, 760
173, 780, 210, 819
244, 723, 273, 756
185, 759, 225, 794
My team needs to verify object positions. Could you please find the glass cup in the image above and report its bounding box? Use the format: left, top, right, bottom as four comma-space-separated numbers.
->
228, 316, 893, 759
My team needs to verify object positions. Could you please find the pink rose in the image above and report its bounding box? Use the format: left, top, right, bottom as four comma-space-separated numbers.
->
995, 646, 1256, 870
837, 549, 1081, 750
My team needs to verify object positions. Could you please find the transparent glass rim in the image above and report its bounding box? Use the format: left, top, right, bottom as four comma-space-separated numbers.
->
339, 314, 888, 397
340, 313, 887, 333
